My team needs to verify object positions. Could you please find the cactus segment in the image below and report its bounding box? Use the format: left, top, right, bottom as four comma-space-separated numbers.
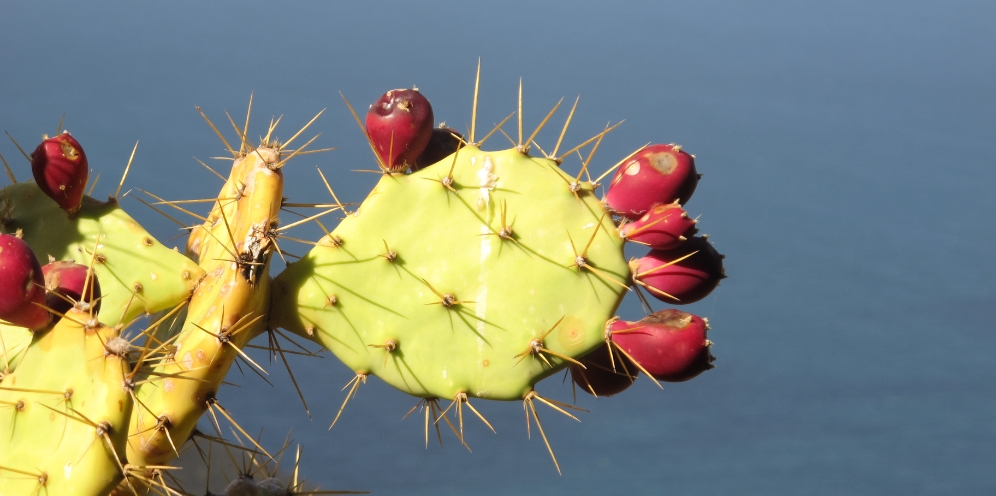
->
0, 309, 132, 495
126, 146, 281, 468
270, 146, 630, 401
0, 183, 205, 327
0, 324, 32, 377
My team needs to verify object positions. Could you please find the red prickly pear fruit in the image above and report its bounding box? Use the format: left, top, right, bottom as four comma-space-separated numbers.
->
605, 143, 698, 220
42, 260, 101, 316
609, 309, 714, 382
411, 126, 464, 172
30, 132, 89, 214
365, 88, 434, 172
571, 341, 639, 397
0, 233, 50, 330
631, 236, 725, 304
619, 201, 698, 250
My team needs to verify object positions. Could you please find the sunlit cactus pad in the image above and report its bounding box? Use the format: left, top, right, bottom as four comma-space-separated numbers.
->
0, 183, 204, 327
0, 309, 132, 495
271, 145, 630, 401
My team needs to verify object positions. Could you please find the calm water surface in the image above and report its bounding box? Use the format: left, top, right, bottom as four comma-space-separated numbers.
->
2, 1, 994, 494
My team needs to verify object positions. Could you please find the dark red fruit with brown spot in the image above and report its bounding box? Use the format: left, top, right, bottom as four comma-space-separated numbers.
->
366, 88, 434, 172
619, 202, 698, 250
0, 233, 50, 330
632, 236, 725, 304
412, 127, 463, 172
605, 143, 697, 220
42, 260, 101, 316
571, 341, 639, 397
31, 132, 89, 213
609, 310, 714, 382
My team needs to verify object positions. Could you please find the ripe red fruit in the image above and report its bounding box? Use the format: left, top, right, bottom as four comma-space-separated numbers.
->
571, 341, 639, 397
31, 132, 89, 214
609, 310, 714, 382
365, 88, 434, 172
605, 143, 698, 220
411, 126, 463, 172
619, 202, 698, 250
42, 260, 101, 316
0, 233, 50, 330
631, 236, 725, 304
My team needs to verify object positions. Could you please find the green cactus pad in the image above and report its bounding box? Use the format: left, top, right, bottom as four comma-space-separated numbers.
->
0, 325, 31, 376
0, 309, 132, 495
271, 146, 629, 401
0, 183, 205, 328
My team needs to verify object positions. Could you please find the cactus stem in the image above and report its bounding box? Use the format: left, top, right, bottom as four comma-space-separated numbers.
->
329, 373, 367, 430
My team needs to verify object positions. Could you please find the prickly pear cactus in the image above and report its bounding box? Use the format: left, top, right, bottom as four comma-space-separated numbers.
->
0, 63, 726, 495
0, 309, 133, 495
271, 145, 630, 401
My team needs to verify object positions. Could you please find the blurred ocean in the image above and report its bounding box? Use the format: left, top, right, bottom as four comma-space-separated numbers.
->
2, 1, 994, 494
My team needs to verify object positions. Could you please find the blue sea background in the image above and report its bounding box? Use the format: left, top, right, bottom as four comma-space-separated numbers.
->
2, 1, 994, 494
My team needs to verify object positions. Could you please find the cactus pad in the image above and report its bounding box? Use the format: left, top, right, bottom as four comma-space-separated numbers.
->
0, 183, 205, 328
271, 146, 630, 401
0, 309, 132, 495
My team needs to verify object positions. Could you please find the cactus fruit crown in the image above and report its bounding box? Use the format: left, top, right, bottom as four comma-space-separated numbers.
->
0, 61, 725, 494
